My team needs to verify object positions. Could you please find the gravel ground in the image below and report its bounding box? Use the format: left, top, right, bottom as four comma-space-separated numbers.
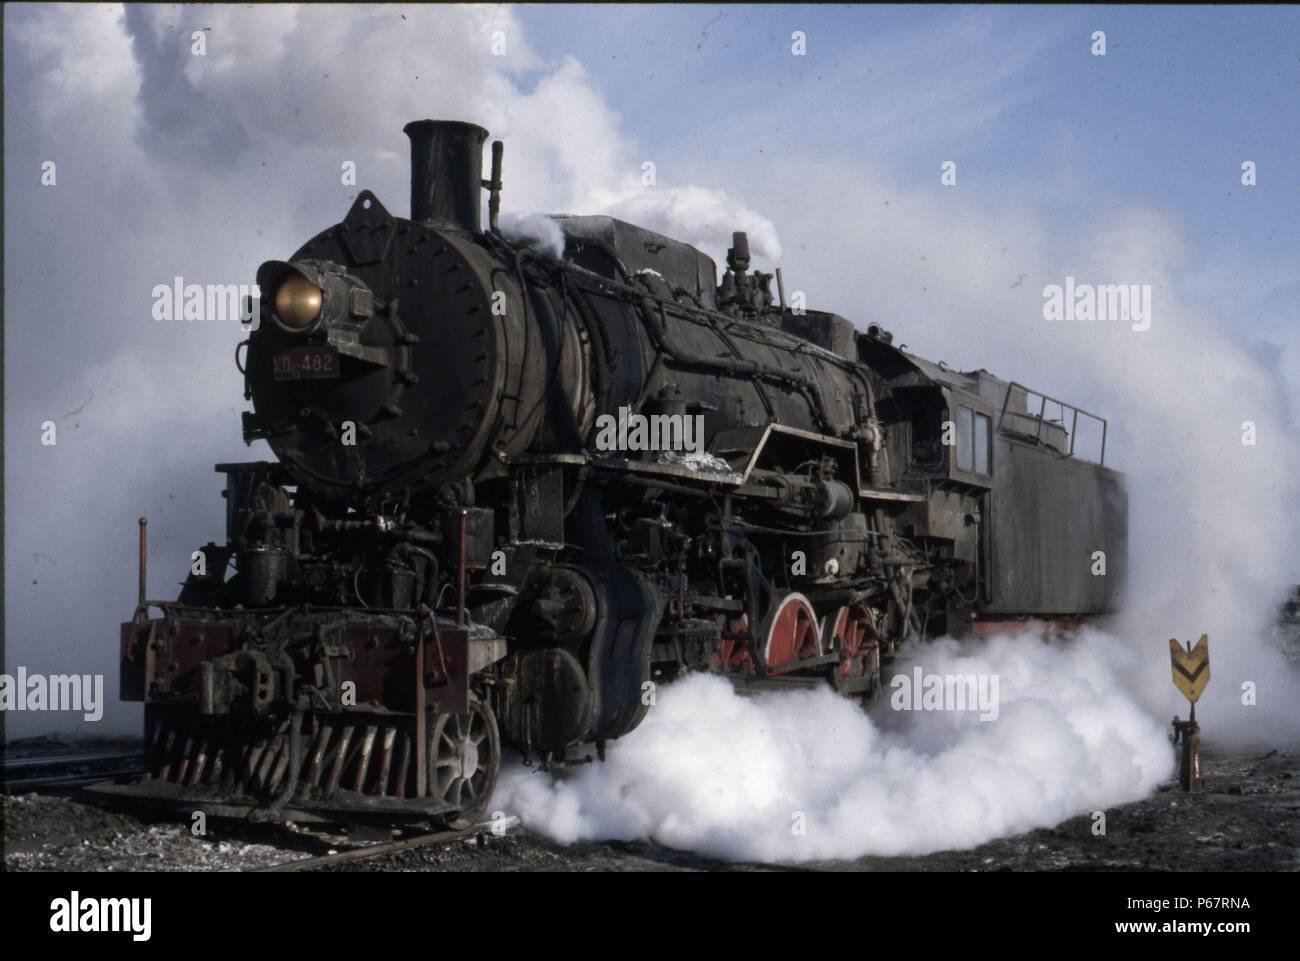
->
3, 741, 1297, 872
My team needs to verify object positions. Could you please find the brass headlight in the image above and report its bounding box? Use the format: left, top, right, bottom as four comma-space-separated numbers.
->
273, 274, 323, 330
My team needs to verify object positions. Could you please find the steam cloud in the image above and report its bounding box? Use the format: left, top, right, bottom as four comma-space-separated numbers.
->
496, 630, 1173, 862
498, 212, 567, 260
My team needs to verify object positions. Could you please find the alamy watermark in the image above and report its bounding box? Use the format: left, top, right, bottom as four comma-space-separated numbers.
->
50, 892, 151, 941
152, 277, 261, 329
890, 667, 1000, 721
1042, 277, 1151, 332
0, 668, 103, 721
593, 405, 705, 454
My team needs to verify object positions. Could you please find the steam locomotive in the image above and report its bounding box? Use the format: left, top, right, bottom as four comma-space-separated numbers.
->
109, 120, 1126, 825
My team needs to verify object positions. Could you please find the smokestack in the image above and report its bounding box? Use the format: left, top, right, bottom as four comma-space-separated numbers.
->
403, 120, 489, 232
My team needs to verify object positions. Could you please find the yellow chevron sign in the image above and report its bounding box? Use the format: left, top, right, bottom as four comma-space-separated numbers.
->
1169, 635, 1210, 703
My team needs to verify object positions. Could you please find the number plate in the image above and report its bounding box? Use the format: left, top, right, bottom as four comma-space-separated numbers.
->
272, 345, 339, 381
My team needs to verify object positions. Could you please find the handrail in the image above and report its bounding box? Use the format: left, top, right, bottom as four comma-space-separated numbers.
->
997, 381, 1108, 466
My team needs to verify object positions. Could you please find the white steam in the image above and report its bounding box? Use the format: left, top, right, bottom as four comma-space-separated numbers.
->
495, 629, 1173, 863
498, 212, 566, 260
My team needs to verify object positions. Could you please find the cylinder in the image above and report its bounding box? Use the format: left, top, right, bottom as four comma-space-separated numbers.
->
239, 549, 289, 607
815, 479, 856, 520
403, 120, 489, 231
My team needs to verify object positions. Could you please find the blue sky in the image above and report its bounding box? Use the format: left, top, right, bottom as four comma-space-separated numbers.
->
517, 4, 1300, 343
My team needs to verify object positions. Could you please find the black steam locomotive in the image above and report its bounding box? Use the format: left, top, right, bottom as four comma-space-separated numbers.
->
110, 121, 1126, 824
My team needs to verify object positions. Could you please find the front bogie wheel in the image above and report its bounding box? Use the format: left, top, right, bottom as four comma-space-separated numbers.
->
428, 692, 501, 823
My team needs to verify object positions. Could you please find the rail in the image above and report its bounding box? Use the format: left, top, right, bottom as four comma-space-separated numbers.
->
253, 816, 521, 872
2, 750, 146, 791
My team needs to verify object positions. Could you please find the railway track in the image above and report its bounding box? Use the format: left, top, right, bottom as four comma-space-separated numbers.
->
1, 750, 146, 792
253, 816, 521, 872
5, 751, 520, 871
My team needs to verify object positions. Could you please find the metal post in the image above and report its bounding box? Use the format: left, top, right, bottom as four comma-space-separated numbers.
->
414, 635, 426, 799
486, 140, 503, 233
1185, 639, 1202, 792
457, 509, 468, 627
1173, 700, 1202, 792
138, 517, 148, 607
1186, 701, 1201, 791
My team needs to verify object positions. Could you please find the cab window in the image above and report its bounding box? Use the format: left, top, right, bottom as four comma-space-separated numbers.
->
955, 406, 973, 471
954, 405, 992, 476
974, 413, 991, 475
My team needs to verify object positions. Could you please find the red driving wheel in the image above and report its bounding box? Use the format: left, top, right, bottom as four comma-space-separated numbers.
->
715, 614, 755, 675
824, 602, 879, 679
763, 593, 820, 673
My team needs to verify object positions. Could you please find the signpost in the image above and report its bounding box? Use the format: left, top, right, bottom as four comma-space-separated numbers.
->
1169, 634, 1209, 792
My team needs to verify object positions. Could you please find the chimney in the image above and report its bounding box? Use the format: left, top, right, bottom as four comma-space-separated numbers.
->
403, 120, 489, 232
